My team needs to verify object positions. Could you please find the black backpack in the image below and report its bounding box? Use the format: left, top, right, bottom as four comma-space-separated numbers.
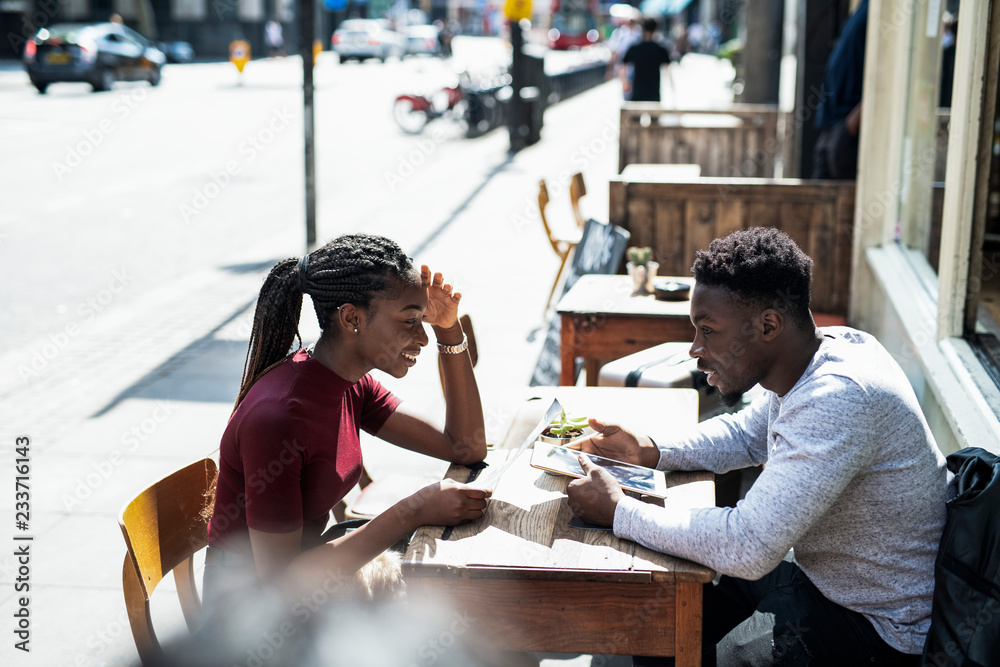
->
922, 447, 1000, 667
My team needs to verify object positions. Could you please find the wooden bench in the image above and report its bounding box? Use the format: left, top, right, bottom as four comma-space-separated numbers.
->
619, 104, 952, 181
609, 175, 856, 317
619, 104, 787, 178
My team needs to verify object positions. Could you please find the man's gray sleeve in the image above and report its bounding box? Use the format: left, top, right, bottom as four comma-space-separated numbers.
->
651, 392, 771, 474
616, 375, 874, 579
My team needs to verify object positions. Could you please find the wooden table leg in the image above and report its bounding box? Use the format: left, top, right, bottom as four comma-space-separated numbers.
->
675, 581, 703, 667
559, 314, 577, 386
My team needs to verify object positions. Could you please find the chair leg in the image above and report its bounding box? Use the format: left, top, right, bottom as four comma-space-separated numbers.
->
544, 251, 572, 314
123, 554, 160, 666
175, 556, 203, 633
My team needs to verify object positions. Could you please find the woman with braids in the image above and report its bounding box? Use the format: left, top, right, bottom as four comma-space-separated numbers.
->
202, 233, 490, 604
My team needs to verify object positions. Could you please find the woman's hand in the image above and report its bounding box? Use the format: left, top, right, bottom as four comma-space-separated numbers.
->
421, 265, 461, 330
402, 479, 491, 528
565, 418, 660, 469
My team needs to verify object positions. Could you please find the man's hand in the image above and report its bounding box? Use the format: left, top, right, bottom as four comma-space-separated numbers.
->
566, 455, 624, 527
565, 419, 660, 469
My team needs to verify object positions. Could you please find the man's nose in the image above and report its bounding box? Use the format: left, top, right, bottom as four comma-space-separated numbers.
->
689, 337, 704, 359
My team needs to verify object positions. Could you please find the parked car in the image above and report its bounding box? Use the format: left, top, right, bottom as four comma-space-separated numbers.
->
23, 22, 166, 94
157, 40, 194, 63
403, 24, 441, 57
331, 19, 406, 62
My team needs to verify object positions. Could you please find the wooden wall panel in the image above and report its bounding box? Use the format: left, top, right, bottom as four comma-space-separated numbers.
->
611, 178, 857, 316
627, 197, 655, 250
717, 200, 745, 239
618, 106, 946, 181
806, 204, 836, 315
685, 200, 718, 269
619, 106, 782, 177
748, 200, 781, 229
654, 200, 687, 271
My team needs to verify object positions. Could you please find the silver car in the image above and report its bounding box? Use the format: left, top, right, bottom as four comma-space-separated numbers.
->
332, 19, 406, 63
403, 25, 441, 57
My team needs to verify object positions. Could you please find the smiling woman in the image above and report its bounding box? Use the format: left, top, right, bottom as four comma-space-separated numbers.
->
201, 233, 489, 615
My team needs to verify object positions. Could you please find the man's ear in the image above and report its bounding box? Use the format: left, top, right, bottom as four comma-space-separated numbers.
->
760, 308, 784, 340
337, 304, 362, 334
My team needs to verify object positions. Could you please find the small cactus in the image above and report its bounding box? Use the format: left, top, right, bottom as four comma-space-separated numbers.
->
627, 246, 653, 268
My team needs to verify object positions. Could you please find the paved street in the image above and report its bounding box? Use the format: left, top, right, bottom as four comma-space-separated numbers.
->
0, 41, 732, 666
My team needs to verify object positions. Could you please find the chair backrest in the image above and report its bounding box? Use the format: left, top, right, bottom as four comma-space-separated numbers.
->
119, 457, 218, 665
537, 179, 565, 255
569, 172, 587, 227
438, 313, 478, 393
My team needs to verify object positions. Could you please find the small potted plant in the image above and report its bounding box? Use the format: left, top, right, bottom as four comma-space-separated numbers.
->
539, 408, 589, 445
626, 246, 659, 295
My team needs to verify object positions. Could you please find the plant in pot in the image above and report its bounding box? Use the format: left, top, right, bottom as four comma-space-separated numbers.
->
626, 246, 659, 295
539, 408, 590, 445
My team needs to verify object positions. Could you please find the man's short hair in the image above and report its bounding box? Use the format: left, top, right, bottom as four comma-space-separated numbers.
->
691, 227, 814, 328
642, 17, 658, 34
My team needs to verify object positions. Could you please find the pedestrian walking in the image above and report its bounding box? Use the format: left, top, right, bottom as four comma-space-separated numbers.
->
265, 18, 285, 57
621, 17, 674, 103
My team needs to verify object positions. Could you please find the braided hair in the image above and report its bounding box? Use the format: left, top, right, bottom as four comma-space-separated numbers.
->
234, 233, 416, 411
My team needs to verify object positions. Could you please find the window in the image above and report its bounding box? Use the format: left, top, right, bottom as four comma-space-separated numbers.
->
172, 0, 206, 21
854, 0, 1000, 448
894, 1, 950, 274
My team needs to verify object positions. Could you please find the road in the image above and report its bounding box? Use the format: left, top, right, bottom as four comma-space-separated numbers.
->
0, 40, 505, 345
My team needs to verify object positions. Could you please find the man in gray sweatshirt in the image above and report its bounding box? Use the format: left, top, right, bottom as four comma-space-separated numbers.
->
567, 227, 947, 666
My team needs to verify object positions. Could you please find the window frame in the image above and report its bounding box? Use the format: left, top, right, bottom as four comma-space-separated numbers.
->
851, 0, 1000, 453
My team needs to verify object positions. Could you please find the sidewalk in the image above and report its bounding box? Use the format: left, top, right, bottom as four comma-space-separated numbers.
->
0, 56, 733, 666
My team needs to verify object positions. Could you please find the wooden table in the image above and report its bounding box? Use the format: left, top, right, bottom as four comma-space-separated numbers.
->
403, 387, 715, 665
620, 163, 703, 182
556, 274, 695, 386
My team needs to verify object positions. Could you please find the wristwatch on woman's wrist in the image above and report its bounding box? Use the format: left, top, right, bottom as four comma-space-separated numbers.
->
437, 333, 468, 355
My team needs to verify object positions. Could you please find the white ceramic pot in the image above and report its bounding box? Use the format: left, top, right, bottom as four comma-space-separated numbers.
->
627, 261, 659, 295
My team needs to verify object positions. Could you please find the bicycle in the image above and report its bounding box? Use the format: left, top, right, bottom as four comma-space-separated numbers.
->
392, 77, 468, 135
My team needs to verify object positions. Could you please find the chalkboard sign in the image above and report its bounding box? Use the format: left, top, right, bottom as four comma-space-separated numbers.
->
529, 219, 631, 386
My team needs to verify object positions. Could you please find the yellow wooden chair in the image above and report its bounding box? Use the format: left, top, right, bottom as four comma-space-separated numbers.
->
342, 315, 479, 520
569, 172, 588, 228
118, 457, 217, 666
539, 179, 584, 313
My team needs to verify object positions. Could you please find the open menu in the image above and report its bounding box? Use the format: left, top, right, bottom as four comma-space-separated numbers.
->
529, 441, 669, 498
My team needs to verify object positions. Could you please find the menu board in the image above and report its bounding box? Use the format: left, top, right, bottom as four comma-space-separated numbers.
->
529, 218, 630, 386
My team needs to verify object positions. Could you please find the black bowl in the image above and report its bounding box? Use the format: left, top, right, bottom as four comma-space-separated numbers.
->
653, 280, 691, 301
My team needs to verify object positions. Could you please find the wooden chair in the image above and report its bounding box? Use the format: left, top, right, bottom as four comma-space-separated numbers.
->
118, 457, 217, 666
569, 172, 588, 228
343, 315, 479, 520
539, 179, 584, 313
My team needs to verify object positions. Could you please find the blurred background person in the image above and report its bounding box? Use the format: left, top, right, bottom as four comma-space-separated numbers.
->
608, 9, 641, 84
811, 0, 868, 180
265, 17, 285, 57
621, 17, 674, 104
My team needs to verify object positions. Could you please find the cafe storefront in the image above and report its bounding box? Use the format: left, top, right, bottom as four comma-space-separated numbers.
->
850, 0, 1000, 454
